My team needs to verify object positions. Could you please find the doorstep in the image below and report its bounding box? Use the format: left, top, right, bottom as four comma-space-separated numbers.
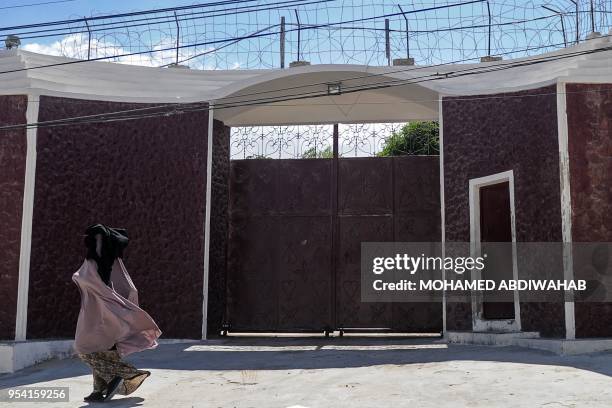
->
514, 337, 612, 355
446, 331, 612, 355
445, 330, 540, 347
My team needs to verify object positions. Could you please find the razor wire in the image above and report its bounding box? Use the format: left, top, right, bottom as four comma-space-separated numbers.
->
7, 0, 611, 157
9, 0, 611, 69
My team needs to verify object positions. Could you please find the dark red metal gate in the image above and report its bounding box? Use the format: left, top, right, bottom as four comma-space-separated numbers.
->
225, 156, 442, 333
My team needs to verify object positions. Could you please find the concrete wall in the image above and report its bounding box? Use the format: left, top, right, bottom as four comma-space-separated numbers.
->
0, 95, 28, 340
442, 85, 565, 337
566, 83, 612, 337
24, 96, 229, 340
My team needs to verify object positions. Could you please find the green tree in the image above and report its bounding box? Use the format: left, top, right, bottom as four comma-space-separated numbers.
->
377, 121, 439, 157
301, 145, 334, 159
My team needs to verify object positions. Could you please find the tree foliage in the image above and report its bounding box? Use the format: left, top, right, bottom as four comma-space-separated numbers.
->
377, 121, 439, 157
301, 145, 334, 159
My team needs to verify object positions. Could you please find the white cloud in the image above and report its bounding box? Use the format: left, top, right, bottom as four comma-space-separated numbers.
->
22, 33, 232, 70
23, 33, 160, 66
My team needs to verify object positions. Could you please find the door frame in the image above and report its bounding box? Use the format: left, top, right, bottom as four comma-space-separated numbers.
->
469, 170, 521, 332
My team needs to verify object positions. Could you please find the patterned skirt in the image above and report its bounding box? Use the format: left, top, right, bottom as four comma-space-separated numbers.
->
78, 350, 150, 395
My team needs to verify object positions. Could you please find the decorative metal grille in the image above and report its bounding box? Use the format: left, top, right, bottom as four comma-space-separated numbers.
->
339, 123, 406, 157
231, 125, 334, 159
230, 122, 408, 159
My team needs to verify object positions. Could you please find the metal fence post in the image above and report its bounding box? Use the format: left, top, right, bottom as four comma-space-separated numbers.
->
486, 0, 492, 56
397, 5, 410, 59
174, 11, 180, 65
280, 16, 286, 68
84, 17, 91, 60
294, 9, 301, 61
569, 0, 579, 43
560, 13, 568, 47
385, 18, 391, 66
589, 0, 595, 33
542, 6, 567, 47
333, 124, 339, 158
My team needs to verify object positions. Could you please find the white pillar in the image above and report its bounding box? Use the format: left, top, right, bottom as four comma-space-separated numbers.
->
15, 94, 40, 341
438, 96, 447, 336
557, 81, 575, 340
202, 102, 214, 340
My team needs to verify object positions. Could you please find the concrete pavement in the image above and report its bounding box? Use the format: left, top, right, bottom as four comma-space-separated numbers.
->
2, 337, 612, 407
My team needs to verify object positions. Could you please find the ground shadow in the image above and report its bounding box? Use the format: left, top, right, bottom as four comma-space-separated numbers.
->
3, 337, 612, 389
79, 396, 144, 408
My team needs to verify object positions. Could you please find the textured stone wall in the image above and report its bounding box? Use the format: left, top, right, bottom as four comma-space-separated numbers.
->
208, 120, 230, 335
0, 95, 28, 340
27, 96, 228, 339
566, 83, 612, 337
443, 86, 565, 337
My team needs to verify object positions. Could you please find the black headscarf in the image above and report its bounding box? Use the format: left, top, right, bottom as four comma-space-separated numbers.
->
84, 224, 129, 286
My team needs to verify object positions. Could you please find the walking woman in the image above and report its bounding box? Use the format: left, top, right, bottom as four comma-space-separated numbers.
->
73, 224, 162, 402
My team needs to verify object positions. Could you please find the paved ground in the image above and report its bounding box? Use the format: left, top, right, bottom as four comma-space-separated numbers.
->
2, 337, 612, 407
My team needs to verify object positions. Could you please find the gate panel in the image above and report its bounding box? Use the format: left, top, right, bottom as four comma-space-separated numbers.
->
226, 156, 442, 333
277, 160, 332, 215
227, 158, 279, 330
393, 211, 443, 331
278, 216, 332, 329
276, 160, 333, 329
337, 158, 394, 328
227, 215, 279, 330
337, 215, 394, 328
338, 157, 393, 214
227, 159, 333, 331
392, 157, 442, 331
229, 159, 277, 216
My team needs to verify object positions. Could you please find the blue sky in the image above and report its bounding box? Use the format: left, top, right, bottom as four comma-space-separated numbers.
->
1, 1, 184, 27
0, 0, 602, 158
0, 1, 590, 69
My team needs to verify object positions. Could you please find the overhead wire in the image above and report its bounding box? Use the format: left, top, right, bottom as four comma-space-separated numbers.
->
1, 0, 589, 73
3, 0, 332, 41
170, 35, 612, 104
0, 0, 528, 75
3, 41, 610, 132
0, 0, 75, 11
0, 0, 277, 31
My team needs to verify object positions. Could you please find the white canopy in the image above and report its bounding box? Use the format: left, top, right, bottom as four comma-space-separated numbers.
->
1, 34, 610, 126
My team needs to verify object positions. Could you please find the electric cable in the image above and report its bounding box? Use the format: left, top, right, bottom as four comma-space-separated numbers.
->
2, 41, 610, 132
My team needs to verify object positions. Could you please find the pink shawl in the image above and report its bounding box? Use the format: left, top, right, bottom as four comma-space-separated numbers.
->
73, 258, 161, 357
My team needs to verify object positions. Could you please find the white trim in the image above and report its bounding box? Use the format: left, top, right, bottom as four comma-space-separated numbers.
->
557, 81, 575, 340
446, 331, 612, 355
202, 102, 214, 340
0, 338, 199, 373
0, 340, 74, 374
556, 77, 612, 85
469, 170, 521, 333
438, 97, 446, 335
0, 75, 605, 108
0, 38, 610, 112
0, 42, 610, 129
15, 93, 39, 341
